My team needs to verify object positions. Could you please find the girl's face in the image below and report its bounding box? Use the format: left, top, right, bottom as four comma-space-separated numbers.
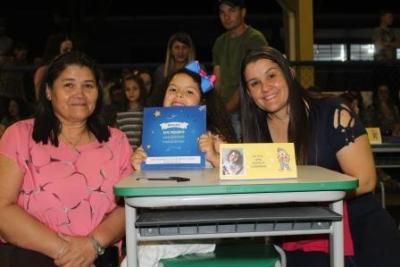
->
163, 73, 201, 107
244, 58, 289, 117
124, 79, 141, 104
229, 151, 239, 162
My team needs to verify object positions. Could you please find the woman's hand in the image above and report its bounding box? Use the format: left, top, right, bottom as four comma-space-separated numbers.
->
131, 146, 147, 171
198, 132, 220, 167
54, 234, 97, 267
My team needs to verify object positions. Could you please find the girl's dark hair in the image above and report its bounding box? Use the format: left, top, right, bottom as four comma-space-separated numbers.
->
33, 51, 110, 146
240, 46, 310, 163
165, 68, 237, 143
122, 74, 147, 109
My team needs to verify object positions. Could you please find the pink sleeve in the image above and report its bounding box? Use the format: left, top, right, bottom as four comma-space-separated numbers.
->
0, 122, 28, 173
120, 135, 134, 179
113, 128, 134, 180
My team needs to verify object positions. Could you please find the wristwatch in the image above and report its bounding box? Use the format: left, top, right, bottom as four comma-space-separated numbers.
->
89, 235, 105, 256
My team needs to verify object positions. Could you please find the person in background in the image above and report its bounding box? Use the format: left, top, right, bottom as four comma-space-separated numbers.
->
102, 81, 125, 126
212, 0, 268, 141
338, 91, 369, 125
133, 68, 153, 98
33, 33, 74, 100
368, 84, 400, 136
0, 97, 32, 127
373, 10, 400, 61
150, 32, 196, 107
0, 51, 133, 267
372, 10, 400, 104
132, 60, 236, 170
116, 75, 147, 150
240, 46, 400, 267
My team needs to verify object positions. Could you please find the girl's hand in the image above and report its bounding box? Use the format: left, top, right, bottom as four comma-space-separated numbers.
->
131, 146, 147, 171
198, 132, 220, 167
212, 134, 224, 153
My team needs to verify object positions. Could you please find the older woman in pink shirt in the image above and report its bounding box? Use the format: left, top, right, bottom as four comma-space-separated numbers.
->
0, 51, 133, 267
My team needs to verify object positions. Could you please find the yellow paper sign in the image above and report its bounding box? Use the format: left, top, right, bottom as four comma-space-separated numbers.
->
219, 143, 297, 180
366, 127, 382, 144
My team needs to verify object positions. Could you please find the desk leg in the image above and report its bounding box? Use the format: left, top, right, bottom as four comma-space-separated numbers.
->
330, 200, 344, 267
125, 202, 138, 267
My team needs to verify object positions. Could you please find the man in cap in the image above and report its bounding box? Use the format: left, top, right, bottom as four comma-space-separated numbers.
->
212, 0, 268, 141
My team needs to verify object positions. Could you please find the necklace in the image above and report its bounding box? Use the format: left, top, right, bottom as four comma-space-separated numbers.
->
60, 129, 89, 148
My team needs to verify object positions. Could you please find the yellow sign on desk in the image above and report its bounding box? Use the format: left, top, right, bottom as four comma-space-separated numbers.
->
219, 143, 297, 180
366, 127, 382, 144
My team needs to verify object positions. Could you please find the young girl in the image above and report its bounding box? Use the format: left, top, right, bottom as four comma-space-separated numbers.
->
132, 61, 236, 169
116, 75, 147, 149
125, 61, 237, 267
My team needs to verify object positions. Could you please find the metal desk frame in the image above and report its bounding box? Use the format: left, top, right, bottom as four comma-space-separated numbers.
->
114, 166, 358, 267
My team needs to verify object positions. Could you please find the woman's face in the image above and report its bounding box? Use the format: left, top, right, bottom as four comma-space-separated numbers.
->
124, 79, 141, 104
163, 73, 201, 107
47, 65, 98, 124
171, 41, 190, 64
244, 58, 289, 116
60, 39, 73, 54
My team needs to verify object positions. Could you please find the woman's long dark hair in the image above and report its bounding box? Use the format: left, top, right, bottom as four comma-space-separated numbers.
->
240, 46, 311, 163
165, 68, 237, 143
33, 51, 110, 146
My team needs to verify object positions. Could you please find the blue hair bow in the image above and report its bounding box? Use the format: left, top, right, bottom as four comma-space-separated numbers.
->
185, 61, 216, 94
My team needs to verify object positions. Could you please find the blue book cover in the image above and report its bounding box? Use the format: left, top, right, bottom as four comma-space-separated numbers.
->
141, 105, 206, 169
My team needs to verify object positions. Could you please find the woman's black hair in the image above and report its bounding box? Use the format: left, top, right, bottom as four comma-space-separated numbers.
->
164, 68, 237, 143
33, 51, 110, 146
240, 46, 311, 163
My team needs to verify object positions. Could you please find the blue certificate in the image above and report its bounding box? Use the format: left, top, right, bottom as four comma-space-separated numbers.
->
141, 105, 206, 169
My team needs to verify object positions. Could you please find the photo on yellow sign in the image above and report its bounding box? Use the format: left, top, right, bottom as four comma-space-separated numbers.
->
219, 143, 297, 180
366, 127, 382, 144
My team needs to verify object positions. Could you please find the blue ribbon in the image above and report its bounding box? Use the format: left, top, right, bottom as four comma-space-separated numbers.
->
185, 61, 216, 94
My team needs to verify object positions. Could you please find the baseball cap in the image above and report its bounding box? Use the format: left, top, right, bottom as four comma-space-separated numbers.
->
218, 0, 246, 9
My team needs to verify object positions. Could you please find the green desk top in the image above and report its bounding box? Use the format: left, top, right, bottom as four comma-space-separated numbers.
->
114, 165, 358, 197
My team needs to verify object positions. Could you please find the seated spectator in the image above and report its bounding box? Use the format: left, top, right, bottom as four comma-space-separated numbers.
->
133, 68, 153, 98
116, 75, 147, 150
0, 51, 133, 267
103, 81, 125, 126
0, 97, 32, 127
367, 84, 400, 136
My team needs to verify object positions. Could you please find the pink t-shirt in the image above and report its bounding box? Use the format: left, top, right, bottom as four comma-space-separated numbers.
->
0, 119, 133, 236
